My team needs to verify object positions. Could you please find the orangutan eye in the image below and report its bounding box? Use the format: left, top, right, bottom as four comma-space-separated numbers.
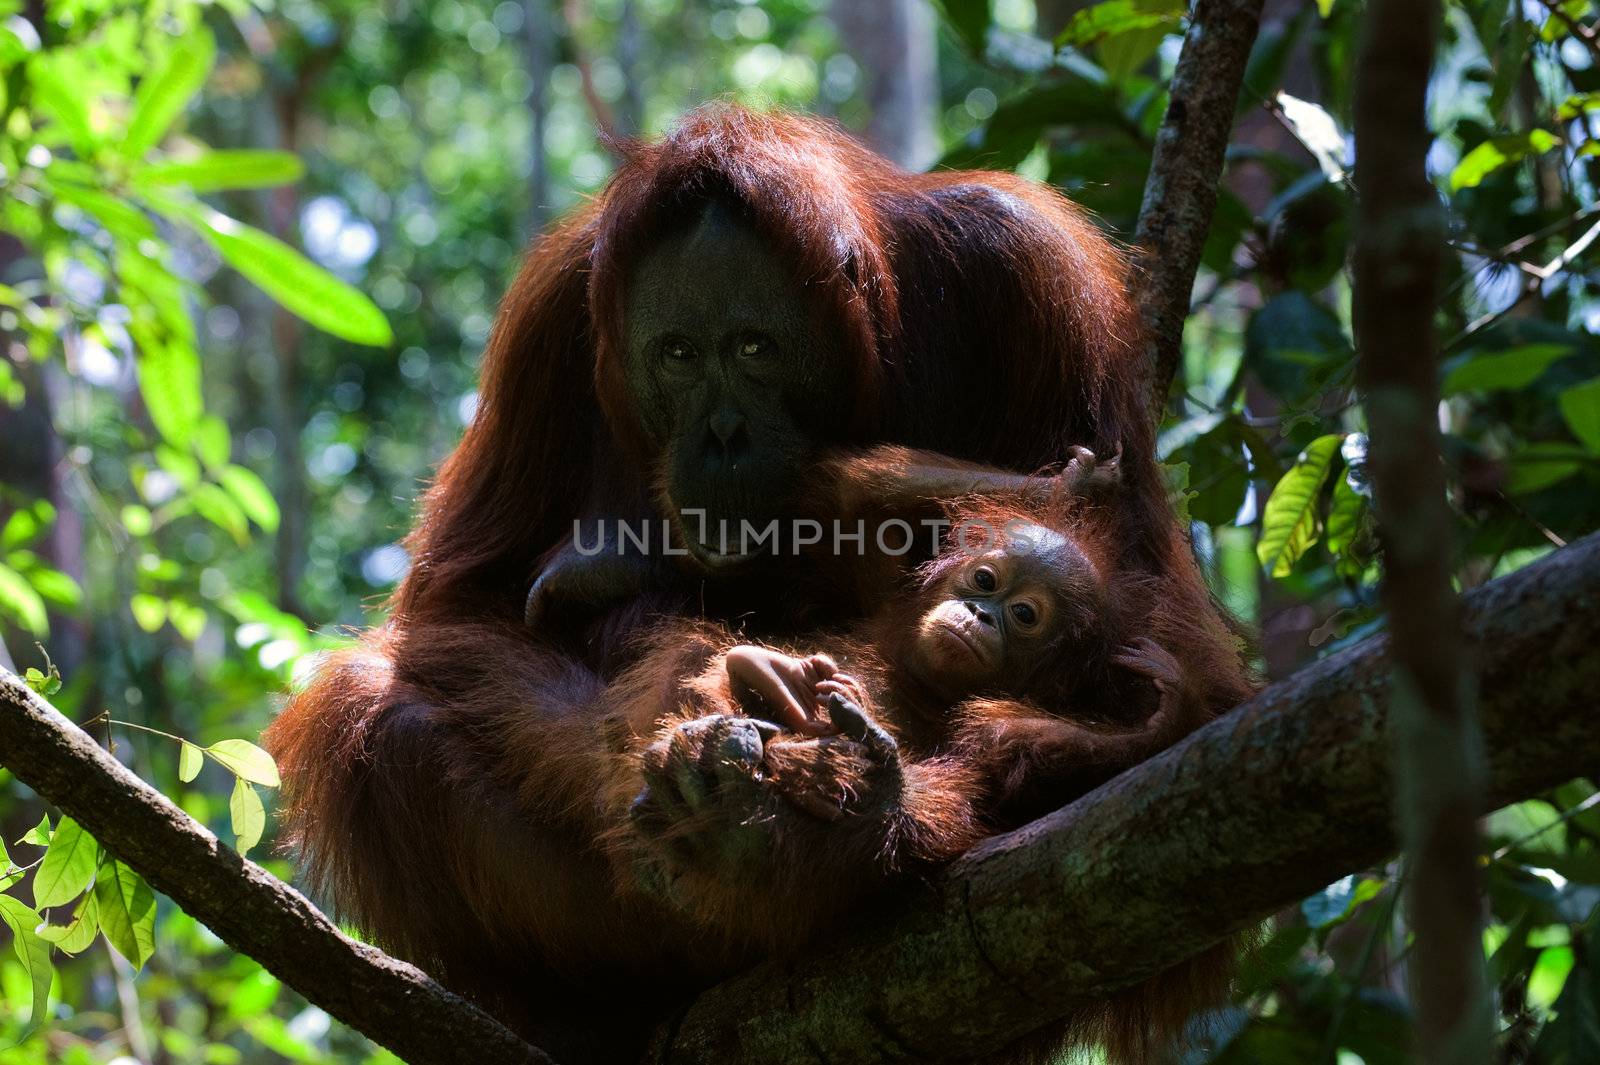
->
738, 334, 770, 357
1010, 602, 1038, 627
973, 566, 997, 592
663, 337, 696, 360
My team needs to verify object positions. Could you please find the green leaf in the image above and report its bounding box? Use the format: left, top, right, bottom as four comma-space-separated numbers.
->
1558, 376, 1600, 452
230, 778, 265, 856
1325, 474, 1367, 559
28, 57, 95, 151
205, 739, 281, 787
26, 566, 81, 609
1557, 92, 1600, 121
194, 416, 231, 470
168, 600, 208, 642
1257, 434, 1344, 578
37, 890, 100, 955
153, 198, 392, 346
1055, 0, 1182, 48
124, 26, 216, 158
94, 860, 156, 969
930, 0, 992, 54
136, 340, 203, 449
50, 184, 158, 244
33, 817, 97, 910
1, 500, 52, 550
22, 814, 51, 846
192, 483, 249, 545
0, 563, 49, 636
1449, 129, 1560, 192
179, 741, 203, 783
219, 465, 280, 534
134, 150, 305, 192
1441, 343, 1571, 395
1507, 443, 1587, 494
130, 593, 166, 633
0, 895, 53, 1026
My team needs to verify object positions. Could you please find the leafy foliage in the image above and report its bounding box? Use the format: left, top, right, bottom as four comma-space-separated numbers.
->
0, 0, 1596, 1061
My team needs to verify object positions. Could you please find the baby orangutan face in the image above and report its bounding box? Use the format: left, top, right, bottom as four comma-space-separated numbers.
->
910, 522, 1105, 699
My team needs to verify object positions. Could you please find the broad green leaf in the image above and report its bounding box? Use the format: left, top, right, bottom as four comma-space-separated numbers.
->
230, 778, 265, 856
930, 0, 991, 54
1, 500, 51, 550
206, 739, 281, 787
179, 741, 203, 783
94, 860, 156, 969
22, 814, 51, 846
1441, 343, 1571, 395
130, 593, 166, 633
168, 601, 208, 642
26, 566, 81, 609
136, 340, 203, 449
192, 483, 249, 545
134, 150, 305, 191
154, 199, 392, 346
124, 26, 216, 158
1325, 474, 1366, 559
1257, 434, 1344, 578
49, 184, 157, 243
37, 891, 99, 954
1449, 130, 1560, 192
1557, 92, 1600, 120
194, 416, 231, 470
28, 58, 94, 150
0, 563, 49, 636
1558, 376, 1600, 452
0, 895, 53, 1025
1055, 0, 1181, 47
220, 466, 280, 533
1508, 443, 1587, 494
33, 817, 97, 910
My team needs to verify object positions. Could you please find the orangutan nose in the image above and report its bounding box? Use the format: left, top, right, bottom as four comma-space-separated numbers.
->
963, 600, 996, 627
709, 409, 748, 452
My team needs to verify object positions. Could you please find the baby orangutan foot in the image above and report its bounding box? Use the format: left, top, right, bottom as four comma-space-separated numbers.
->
1113, 636, 1183, 692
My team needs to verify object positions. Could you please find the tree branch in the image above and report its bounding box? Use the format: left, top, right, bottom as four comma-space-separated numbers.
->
1132, 0, 1266, 421
0, 674, 557, 1065
650, 531, 1600, 1064
1353, 0, 1488, 1057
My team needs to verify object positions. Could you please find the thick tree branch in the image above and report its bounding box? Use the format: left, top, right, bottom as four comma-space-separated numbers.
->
651, 532, 1600, 1064
1353, 0, 1488, 1058
1132, 0, 1266, 419
0, 674, 556, 1065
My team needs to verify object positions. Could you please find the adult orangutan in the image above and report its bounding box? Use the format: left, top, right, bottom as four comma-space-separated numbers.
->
265, 104, 1253, 1063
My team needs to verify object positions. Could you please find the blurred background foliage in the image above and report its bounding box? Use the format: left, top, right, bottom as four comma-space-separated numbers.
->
0, 0, 1596, 1061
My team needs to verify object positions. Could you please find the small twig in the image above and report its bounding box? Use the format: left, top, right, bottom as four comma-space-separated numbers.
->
1534, 0, 1600, 63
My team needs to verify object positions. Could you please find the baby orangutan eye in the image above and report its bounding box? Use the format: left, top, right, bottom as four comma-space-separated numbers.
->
663, 337, 696, 361
973, 566, 997, 592
738, 335, 770, 357
1010, 601, 1038, 627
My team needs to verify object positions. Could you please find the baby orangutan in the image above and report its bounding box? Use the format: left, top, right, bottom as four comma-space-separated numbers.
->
695, 488, 1209, 823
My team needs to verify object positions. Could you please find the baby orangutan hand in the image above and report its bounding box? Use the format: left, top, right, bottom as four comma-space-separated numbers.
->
724, 645, 842, 736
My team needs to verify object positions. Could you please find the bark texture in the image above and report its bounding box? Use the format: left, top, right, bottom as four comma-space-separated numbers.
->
1353, 0, 1488, 1057
1132, 0, 1267, 416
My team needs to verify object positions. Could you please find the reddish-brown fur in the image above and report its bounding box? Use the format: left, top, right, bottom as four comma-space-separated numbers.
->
265, 104, 1256, 1063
